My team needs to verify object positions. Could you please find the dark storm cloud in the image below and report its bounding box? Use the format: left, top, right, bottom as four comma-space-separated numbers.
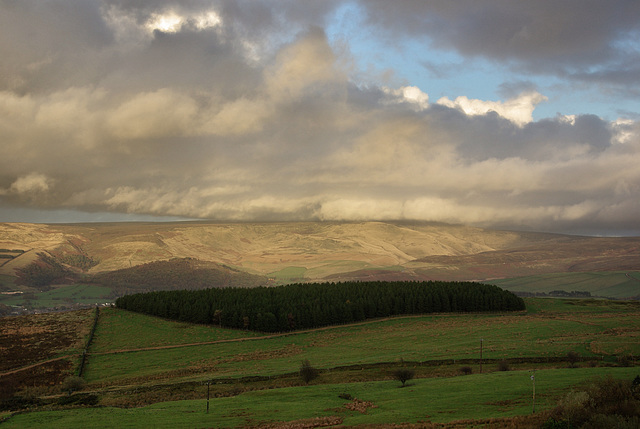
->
359, 0, 640, 89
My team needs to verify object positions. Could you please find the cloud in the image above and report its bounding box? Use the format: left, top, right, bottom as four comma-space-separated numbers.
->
436, 91, 547, 126
9, 173, 52, 194
358, 1, 640, 77
0, 173, 54, 206
382, 86, 430, 110
0, 1, 639, 235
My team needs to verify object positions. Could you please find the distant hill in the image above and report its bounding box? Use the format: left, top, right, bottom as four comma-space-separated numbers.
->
90, 258, 267, 295
1, 221, 639, 301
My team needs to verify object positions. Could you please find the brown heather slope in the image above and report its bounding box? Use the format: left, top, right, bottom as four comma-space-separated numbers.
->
1, 221, 639, 286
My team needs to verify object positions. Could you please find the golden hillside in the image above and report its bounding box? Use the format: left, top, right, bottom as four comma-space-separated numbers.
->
1, 221, 638, 284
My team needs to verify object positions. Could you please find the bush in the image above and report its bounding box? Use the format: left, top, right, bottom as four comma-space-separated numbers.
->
299, 360, 319, 384
392, 368, 415, 387
460, 366, 473, 375
547, 376, 640, 428
497, 360, 510, 371
618, 355, 632, 367
61, 376, 86, 393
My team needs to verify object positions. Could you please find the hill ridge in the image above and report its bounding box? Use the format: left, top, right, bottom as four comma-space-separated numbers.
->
1, 221, 638, 287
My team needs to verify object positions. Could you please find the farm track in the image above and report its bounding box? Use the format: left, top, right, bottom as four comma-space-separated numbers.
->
0, 356, 73, 377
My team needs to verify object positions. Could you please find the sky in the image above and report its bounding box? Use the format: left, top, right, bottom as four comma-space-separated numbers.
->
1, 0, 639, 236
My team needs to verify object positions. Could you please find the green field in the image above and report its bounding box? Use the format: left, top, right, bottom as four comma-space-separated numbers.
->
491, 271, 640, 299
268, 266, 307, 283
90, 308, 261, 353
4, 367, 638, 428
0, 284, 113, 308
2, 298, 639, 427
82, 300, 640, 386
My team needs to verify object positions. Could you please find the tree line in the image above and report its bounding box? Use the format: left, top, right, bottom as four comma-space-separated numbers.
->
115, 281, 525, 332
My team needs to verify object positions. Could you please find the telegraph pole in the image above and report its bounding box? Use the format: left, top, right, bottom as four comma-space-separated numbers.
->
530, 370, 536, 413
206, 381, 210, 414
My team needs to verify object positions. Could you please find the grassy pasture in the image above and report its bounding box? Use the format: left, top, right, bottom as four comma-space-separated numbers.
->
3, 298, 639, 427
4, 367, 638, 428
268, 266, 307, 283
0, 284, 113, 308
90, 307, 260, 353
491, 271, 640, 299
83, 299, 640, 386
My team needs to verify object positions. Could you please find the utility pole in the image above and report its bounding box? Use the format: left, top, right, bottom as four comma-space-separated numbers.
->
206, 381, 210, 414
480, 339, 483, 373
530, 370, 536, 413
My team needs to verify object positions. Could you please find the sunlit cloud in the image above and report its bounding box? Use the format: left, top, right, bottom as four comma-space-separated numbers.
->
436, 91, 548, 126
145, 9, 222, 33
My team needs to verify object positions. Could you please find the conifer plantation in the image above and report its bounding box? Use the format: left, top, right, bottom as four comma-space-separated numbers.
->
115, 281, 525, 332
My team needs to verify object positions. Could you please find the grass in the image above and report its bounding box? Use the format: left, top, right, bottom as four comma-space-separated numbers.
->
0, 274, 16, 291
82, 299, 640, 385
268, 266, 307, 283
4, 298, 640, 427
491, 271, 640, 299
89, 308, 260, 353
4, 367, 638, 428
0, 284, 113, 307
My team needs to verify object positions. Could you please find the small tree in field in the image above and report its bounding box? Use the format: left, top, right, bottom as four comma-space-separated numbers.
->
393, 368, 415, 387
299, 359, 319, 384
567, 351, 581, 368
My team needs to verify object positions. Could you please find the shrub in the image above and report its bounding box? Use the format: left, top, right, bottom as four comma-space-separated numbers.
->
299, 360, 319, 384
392, 368, 415, 387
61, 376, 86, 393
497, 360, 510, 371
460, 366, 473, 375
547, 376, 640, 428
567, 351, 580, 368
618, 355, 632, 367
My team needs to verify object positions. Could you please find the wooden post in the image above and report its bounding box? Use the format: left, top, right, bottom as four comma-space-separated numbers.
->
531, 370, 536, 413
206, 381, 210, 414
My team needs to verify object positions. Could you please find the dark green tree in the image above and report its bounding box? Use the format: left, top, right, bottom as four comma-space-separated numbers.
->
299, 359, 319, 384
393, 368, 415, 387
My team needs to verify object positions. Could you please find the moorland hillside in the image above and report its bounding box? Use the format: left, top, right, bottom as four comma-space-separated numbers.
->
0, 222, 640, 279
1, 221, 639, 303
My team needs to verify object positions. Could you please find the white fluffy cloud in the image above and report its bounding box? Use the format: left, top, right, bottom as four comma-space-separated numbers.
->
437, 91, 548, 126
382, 86, 430, 110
